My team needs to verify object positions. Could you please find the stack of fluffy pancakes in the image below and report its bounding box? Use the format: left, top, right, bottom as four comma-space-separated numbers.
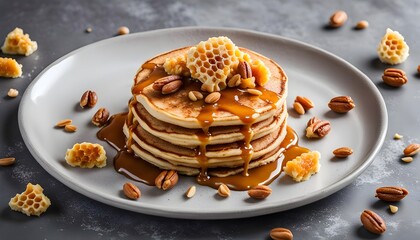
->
124, 47, 288, 178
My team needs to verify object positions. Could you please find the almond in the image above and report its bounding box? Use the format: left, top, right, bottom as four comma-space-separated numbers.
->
153, 75, 182, 91
188, 91, 203, 102
270, 227, 293, 240
162, 80, 183, 95
247, 89, 262, 96
64, 124, 77, 132
205, 92, 221, 104
55, 119, 72, 128
295, 96, 314, 110
355, 20, 369, 29
227, 74, 241, 87
293, 102, 305, 115
248, 185, 272, 199
329, 10, 348, 27
333, 147, 353, 158
0, 157, 16, 166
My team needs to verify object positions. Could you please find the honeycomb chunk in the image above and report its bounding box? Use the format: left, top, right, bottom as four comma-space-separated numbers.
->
1, 28, 38, 56
377, 28, 409, 65
9, 183, 51, 216
283, 151, 321, 182
0, 57, 22, 78
251, 59, 271, 86
186, 36, 239, 92
163, 54, 190, 76
65, 142, 107, 168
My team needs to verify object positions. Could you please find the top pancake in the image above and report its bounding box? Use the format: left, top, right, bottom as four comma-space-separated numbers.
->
133, 47, 288, 129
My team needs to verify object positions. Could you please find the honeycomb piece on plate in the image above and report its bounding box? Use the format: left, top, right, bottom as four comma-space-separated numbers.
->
1, 28, 38, 56
65, 142, 107, 168
0, 57, 22, 78
9, 183, 51, 216
283, 151, 321, 182
163, 54, 190, 76
377, 28, 409, 65
186, 36, 240, 92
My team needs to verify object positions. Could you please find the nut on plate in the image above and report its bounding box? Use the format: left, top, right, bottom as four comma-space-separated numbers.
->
355, 20, 369, 29
270, 227, 293, 240
123, 182, 141, 200
306, 118, 331, 138
293, 102, 305, 115
80, 90, 98, 108
248, 185, 272, 199
360, 210, 386, 234
185, 186, 196, 198
295, 96, 314, 111
332, 147, 353, 158
329, 10, 348, 27
155, 170, 178, 190
92, 108, 110, 127
328, 96, 355, 113
217, 184, 230, 198
55, 119, 72, 128
375, 186, 409, 202
382, 68, 408, 87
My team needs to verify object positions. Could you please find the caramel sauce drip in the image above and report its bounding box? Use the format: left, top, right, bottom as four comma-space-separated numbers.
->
131, 63, 167, 95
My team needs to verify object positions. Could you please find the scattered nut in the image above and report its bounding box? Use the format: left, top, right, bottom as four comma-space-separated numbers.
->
80, 90, 98, 108
7, 88, 18, 98
217, 184, 230, 198
237, 61, 252, 79
393, 133, 403, 140
155, 170, 178, 190
92, 108, 110, 127
389, 205, 398, 214
355, 20, 369, 29
188, 91, 203, 102
417, 65, 420, 74
185, 186, 196, 198
270, 227, 293, 240
306, 119, 331, 138
248, 185, 272, 199
329, 10, 348, 27
205, 92, 221, 104
360, 210, 386, 235
375, 186, 409, 202
295, 96, 314, 111
118, 26, 130, 35
382, 68, 408, 87
123, 182, 141, 200
307, 116, 320, 127
0, 157, 16, 166
227, 74, 241, 87
328, 96, 355, 113
403, 143, 420, 156
55, 119, 72, 128
64, 124, 77, 132
401, 157, 413, 163
293, 102, 305, 115
247, 89, 262, 96
333, 147, 353, 158
85, 27, 92, 33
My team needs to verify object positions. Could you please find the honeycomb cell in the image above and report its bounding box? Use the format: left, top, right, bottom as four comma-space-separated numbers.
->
377, 28, 409, 65
283, 151, 321, 182
65, 142, 107, 168
9, 183, 51, 216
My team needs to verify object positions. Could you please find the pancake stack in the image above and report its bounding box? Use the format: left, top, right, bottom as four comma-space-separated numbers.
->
124, 37, 288, 178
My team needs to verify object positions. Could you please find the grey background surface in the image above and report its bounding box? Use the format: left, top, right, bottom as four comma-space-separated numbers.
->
1, 0, 419, 239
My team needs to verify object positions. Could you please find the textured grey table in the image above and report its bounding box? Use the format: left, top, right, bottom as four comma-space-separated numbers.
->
1, 0, 419, 239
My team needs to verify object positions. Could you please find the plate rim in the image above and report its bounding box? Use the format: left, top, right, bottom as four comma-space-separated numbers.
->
18, 26, 388, 219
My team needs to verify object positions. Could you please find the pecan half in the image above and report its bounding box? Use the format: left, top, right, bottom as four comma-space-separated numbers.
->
123, 182, 141, 200
155, 170, 178, 190
248, 185, 272, 199
92, 108, 110, 127
152, 75, 182, 91
306, 119, 331, 138
382, 68, 408, 87
270, 228, 293, 240
80, 90, 98, 108
360, 210, 386, 234
403, 143, 420, 156
237, 61, 252, 79
328, 96, 355, 113
375, 186, 409, 202
307, 116, 320, 127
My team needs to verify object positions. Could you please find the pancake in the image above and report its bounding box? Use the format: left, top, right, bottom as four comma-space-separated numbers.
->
132, 47, 287, 128
130, 102, 287, 147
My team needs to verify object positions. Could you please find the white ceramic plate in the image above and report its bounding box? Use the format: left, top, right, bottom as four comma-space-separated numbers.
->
19, 27, 387, 219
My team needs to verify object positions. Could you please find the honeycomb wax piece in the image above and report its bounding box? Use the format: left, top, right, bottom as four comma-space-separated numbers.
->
9, 183, 51, 216
163, 54, 190, 76
283, 151, 321, 182
251, 59, 271, 86
186, 36, 241, 92
65, 142, 107, 168
377, 28, 409, 65
1, 28, 38, 56
0, 57, 22, 78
